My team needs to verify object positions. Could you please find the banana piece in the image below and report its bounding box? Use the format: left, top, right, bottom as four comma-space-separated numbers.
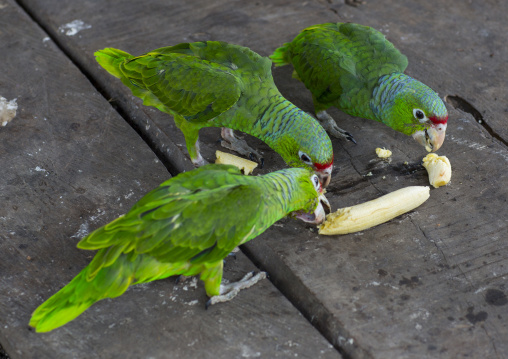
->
422, 153, 451, 188
319, 186, 430, 235
215, 150, 258, 175
375, 147, 392, 159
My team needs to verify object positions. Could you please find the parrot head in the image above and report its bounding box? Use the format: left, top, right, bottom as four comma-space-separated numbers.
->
289, 170, 331, 225
279, 112, 334, 187
411, 109, 448, 153
297, 150, 333, 188
386, 79, 448, 152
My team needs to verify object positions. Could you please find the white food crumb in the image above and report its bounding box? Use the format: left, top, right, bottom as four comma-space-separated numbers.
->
0, 96, 17, 127
58, 20, 92, 36
72, 222, 90, 238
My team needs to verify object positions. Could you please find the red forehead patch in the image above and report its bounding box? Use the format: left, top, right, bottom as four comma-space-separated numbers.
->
429, 115, 448, 125
313, 160, 333, 171
313, 154, 333, 171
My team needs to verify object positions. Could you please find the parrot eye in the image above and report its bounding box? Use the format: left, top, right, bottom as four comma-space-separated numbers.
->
311, 174, 320, 190
413, 109, 427, 123
298, 151, 312, 165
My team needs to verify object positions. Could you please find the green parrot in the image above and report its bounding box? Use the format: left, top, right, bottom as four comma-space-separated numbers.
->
29, 164, 330, 333
270, 22, 448, 152
95, 41, 334, 186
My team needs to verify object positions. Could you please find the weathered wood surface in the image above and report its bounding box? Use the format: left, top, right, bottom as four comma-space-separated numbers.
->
2, 0, 508, 358
0, 1, 340, 358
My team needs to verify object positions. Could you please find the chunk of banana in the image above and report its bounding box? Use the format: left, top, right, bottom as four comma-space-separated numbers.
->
318, 186, 430, 235
375, 147, 392, 158
215, 150, 258, 175
422, 153, 451, 188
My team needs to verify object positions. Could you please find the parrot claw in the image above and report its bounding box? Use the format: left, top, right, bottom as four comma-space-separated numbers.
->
205, 271, 267, 308
249, 152, 265, 168
221, 128, 264, 166
344, 132, 357, 144
316, 110, 357, 144
174, 275, 191, 285
226, 247, 240, 260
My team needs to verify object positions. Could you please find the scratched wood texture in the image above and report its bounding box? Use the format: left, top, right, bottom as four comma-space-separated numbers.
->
5, 0, 508, 358
0, 1, 340, 358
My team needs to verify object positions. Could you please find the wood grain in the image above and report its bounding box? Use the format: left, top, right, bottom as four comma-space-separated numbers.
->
5, 0, 508, 358
0, 1, 340, 358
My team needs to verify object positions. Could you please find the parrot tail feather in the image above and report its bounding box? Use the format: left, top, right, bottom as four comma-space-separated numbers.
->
29, 259, 134, 332
29, 270, 102, 333
269, 43, 291, 66
29, 253, 191, 332
94, 48, 132, 79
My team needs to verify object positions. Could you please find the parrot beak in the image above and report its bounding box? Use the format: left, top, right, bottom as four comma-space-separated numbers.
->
294, 193, 331, 224
316, 165, 333, 188
319, 193, 331, 213
412, 122, 447, 152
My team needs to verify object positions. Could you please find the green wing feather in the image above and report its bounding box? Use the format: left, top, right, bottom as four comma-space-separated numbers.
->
273, 23, 408, 108
80, 164, 264, 272
30, 165, 269, 332
97, 42, 331, 169
95, 42, 244, 122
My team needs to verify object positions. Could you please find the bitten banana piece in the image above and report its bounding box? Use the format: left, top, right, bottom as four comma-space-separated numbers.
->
215, 150, 258, 175
319, 186, 430, 235
422, 153, 451, 188
376, 147, 392, 159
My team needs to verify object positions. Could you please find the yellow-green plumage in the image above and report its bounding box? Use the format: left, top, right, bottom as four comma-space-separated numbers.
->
29, 165, 324, 332
95, 41, 333, 173
271, 23, 448, 151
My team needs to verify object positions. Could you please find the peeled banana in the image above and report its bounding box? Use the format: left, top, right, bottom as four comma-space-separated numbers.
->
422, 153, 451, 188
215, 150, 258, 175
318, 186, 430, 235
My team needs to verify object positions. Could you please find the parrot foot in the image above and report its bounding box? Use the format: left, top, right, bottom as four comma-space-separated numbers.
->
316, 111, 357, 144
191, 152, 209, 167
175, 275, 190, 285
226, 247, 240, 259
220, 128, 264, 168
190, 140, 209, 167
205, 271, 267, 309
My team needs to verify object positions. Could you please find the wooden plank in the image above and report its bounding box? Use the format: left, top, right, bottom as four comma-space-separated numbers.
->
0, 1, 340, 358
15, 0, 508, 358
341, 0, 508, 146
